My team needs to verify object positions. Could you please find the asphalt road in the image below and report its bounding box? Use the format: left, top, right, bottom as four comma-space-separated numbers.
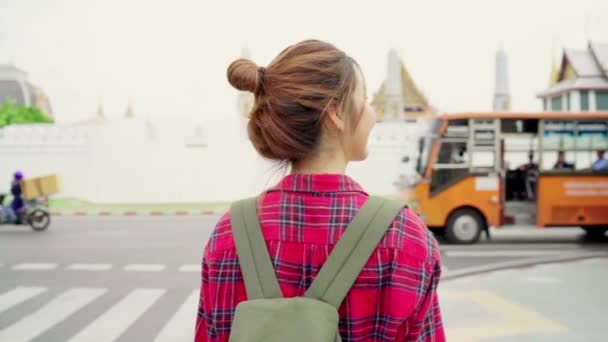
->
0, 216, 606, 341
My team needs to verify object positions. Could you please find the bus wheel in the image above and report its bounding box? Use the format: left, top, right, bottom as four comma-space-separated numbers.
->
445, 209, 484, 244
581, 226, 608, 241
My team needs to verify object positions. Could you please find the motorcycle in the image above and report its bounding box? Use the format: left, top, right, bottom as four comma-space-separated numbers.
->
0, 193, 51, 231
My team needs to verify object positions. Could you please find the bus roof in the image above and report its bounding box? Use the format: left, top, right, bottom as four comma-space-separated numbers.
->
437, 111, 608, 120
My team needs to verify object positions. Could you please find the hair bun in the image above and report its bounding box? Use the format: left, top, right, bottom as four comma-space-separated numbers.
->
227, 59, 262, 93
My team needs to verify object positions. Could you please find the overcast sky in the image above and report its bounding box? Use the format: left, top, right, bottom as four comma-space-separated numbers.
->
1, 0, 607, 123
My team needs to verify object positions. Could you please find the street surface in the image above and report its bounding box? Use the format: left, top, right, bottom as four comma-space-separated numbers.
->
0, 216, 606, 341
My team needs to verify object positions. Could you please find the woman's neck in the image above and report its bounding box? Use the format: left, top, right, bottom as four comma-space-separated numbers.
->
291, 153, 348, 175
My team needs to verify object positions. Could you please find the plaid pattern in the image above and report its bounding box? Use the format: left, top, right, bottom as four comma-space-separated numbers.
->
196, 174, 445, 342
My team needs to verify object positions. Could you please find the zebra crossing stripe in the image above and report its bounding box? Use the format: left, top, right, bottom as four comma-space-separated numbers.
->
67, 263, 112, 271
0, 288, 106, 341
68, 288, 165, 342
12, 263, 58, 270
0, 287, 47, 313
154, 290, 199, 341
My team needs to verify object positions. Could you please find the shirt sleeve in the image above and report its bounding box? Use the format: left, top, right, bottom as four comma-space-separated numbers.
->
194, 257, 211, 342
403, 260, 446, 342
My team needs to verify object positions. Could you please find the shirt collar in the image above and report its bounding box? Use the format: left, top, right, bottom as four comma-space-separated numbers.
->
267, 173, 368, 194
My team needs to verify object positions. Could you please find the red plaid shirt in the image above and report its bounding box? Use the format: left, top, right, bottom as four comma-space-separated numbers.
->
196, 174, 444, 342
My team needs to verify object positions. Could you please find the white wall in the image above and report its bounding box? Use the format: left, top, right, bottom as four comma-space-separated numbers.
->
0, 119, 422, 203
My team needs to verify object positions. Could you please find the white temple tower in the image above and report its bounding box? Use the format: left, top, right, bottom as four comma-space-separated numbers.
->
493, 48, 511, 111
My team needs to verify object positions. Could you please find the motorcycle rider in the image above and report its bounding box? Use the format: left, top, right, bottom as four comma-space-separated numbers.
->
6, 171, 25, 224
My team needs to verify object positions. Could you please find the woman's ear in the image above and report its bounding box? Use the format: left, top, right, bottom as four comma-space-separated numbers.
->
324, 102, 345, 132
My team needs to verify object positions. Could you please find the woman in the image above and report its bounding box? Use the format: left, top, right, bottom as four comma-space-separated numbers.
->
196, 40, 444, 342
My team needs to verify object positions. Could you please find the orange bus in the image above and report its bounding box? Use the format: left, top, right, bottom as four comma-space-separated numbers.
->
400, 111, 608, 243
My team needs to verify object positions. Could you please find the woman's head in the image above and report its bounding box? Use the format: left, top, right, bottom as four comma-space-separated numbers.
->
227, 40, 375, 168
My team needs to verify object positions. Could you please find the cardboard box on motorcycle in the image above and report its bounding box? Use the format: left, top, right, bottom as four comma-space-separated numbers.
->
22, 174, 62, 200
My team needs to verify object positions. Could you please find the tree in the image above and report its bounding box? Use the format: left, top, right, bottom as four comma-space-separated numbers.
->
0, 98, 53, 128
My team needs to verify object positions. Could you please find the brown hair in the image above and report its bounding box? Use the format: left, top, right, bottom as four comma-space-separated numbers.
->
227, 40, 360, 163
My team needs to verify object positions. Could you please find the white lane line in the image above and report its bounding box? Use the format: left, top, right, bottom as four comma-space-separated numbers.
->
0, 288, 106, 341
12, 263, 58, 270
178, 264, 200, 272
154, 290, 199, 342
0, 287, 47, 313
124, 264, 166, 272
67, 264, 112, 271
68, 288, 165, 342
439, 243, 581, 251
445, 250, 571, 257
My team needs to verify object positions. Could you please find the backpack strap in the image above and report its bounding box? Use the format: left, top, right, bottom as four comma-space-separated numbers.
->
304, 196, 406, 309
231, 197, 283, 300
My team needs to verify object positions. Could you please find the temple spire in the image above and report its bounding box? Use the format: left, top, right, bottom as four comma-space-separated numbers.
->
493, 47, 511, 111
125, 99, 135, 118
96, 98, 105, 119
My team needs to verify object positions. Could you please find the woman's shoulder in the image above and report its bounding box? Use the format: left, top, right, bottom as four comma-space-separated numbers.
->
385, 206, 441, 266
205, 211, 233, 256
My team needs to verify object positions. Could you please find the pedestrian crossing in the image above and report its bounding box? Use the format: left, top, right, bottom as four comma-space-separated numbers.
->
0, 288, 106, 341
0, 287, 47, 313
0, 286, 199, 342
68, 289, 165, 342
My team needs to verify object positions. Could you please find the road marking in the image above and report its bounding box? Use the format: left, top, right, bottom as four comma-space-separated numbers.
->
179, 264, 200, 272
124, 264, 166, 272
573, 257, 608, 266
154, 290, 199, 342
68, 288, 165, 342
444, 250, 571, 257
67, 263, 112, 271
443, 251, 608, 280
0, 288, 106, 341
439, 243, 581, 251
12, 263, 58, 270
441, 290, 566, 341
0, 287, 47, 313
523, 276, 561, 284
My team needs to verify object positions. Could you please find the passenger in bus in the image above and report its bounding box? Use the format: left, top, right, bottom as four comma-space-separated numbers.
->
518, 153, 538, 200
592, 149, 608, 171
452, 146, 467, 164
518, 152, 538, 172
553, 151, 575, 170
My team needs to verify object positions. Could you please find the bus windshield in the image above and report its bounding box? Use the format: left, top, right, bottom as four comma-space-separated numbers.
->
415, 119, 442, 176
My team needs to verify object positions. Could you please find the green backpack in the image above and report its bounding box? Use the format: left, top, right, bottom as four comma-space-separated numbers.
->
229, 196, 405, 342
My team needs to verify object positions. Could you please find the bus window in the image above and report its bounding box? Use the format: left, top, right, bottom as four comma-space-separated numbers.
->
430, 168, 468, 194
541, 120, 608, 171
502, 119, 538, 134
431, 140, 469, 194
415, 119, 442, 176
542, 120, 576, 151
436, 141, 468, 165
416, 137, 435, 175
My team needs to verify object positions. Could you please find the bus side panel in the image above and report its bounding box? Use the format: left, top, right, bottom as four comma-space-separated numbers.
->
416, 176, 501, 228
537, 175, 608, 227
